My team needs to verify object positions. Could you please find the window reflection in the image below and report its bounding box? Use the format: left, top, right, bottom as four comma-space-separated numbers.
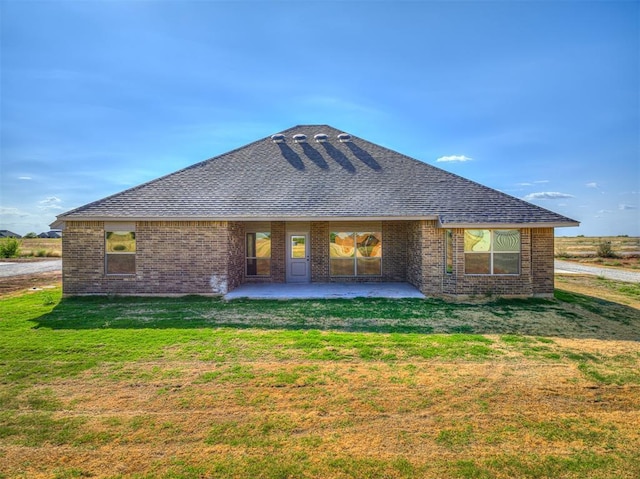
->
330, 231, 381, 276
464, 230, 520, 275
291, 235, 306, 259
247, 232, 271, 276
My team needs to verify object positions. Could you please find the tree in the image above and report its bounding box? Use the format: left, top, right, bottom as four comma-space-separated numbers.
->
24, 232, 38, 238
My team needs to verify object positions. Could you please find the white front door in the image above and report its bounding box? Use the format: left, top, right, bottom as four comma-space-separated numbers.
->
286, 232, 310, 283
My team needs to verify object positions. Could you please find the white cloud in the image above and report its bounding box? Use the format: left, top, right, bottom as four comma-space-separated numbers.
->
436, 155, 473, 163
586, 182, 598, 188
533, 180, 549, 184
523, 192, 575, 201
18, 176, 32, 180
598, 209, 613, 214
516, 182, 532, 186
618, 204, 637, 210
0, 206, 31, 217
38, 196, 64, 210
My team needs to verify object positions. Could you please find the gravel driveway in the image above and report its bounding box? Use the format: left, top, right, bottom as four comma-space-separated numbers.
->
555, 260, 640, 283
0, 260, 62, 277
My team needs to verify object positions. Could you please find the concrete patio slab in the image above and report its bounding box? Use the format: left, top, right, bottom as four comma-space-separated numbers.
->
224, 282, 425, 300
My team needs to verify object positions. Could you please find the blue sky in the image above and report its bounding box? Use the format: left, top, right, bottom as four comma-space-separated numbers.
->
1, 0, 638, 237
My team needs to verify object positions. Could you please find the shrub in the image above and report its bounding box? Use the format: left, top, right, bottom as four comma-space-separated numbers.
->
0, 238, 21, 258
35, 249, 47, 257
554, 245, 569, 258
596, 241, 616, 258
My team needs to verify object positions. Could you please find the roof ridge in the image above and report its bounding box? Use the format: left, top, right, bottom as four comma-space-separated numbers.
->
54, 124, 578, 227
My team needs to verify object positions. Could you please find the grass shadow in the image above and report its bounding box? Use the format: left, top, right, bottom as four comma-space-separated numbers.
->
31, 291, 640, 340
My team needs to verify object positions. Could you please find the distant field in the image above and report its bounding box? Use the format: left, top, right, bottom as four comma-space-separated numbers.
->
555, 236, 639, 258
16, 238, 62, 257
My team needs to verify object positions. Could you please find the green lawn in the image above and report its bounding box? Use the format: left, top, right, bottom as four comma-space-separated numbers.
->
1, 288, 639, 478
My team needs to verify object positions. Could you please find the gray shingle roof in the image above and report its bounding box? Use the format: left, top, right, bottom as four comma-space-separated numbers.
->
55, 125, 578, 227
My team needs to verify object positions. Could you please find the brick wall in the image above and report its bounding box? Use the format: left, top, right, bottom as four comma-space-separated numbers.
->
310, 221, 407, 283
448, 228, 533, 297
382, 221, 407, 281
227, 221, 244, 291
532, 228, 554, 296
63, 221, 233, 295
406, 220, 443, 295
271, 222, 286, 283
407, 224, 553, 298
62, 221, 106, 294
310, 222, 330, 282
406, 221, 423, 290
63, 220, 556, 298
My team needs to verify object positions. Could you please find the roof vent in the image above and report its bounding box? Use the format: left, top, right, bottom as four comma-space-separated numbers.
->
271, 134, 285, 143
337, 133, 351, 142
293, 134, 307, 143
314, 133, 328, 143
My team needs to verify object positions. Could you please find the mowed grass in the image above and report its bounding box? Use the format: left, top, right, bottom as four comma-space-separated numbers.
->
1, 288, 639, 478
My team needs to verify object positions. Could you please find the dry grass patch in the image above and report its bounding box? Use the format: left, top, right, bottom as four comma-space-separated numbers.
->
17, 238, 62, 257
3, 353, 640, 478
555, 236, 639, 266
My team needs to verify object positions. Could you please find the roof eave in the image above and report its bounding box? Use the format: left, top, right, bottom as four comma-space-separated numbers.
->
52, 214, 441, 224
438, 221, 580, 229
53, 215, 580, 229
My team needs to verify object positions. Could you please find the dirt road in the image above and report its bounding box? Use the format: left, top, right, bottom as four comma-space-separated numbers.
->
0, 259, 62, 277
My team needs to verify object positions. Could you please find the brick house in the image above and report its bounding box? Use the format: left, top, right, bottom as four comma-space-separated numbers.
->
53, 125, 578, 297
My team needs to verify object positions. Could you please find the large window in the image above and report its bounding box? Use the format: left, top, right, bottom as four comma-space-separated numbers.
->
246, 232, 271, 276
464, 229, 520, 275
330, 231, 381, 276
105, 231, 136, 275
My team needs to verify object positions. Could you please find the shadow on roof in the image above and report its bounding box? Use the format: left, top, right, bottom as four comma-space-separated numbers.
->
300, 142, 328, 169
345, 142, 382, 171
320, 142, 356, 173
277, 143, 305, 171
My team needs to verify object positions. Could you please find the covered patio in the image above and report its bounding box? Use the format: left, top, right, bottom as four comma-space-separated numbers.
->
223, 282, 425, 300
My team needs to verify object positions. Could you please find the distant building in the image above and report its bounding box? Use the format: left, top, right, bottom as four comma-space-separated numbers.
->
38, 230, 63, 239
0, 230, 22, 238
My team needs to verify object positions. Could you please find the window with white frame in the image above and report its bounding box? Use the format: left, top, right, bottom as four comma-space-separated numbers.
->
464, 229, 520, 275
